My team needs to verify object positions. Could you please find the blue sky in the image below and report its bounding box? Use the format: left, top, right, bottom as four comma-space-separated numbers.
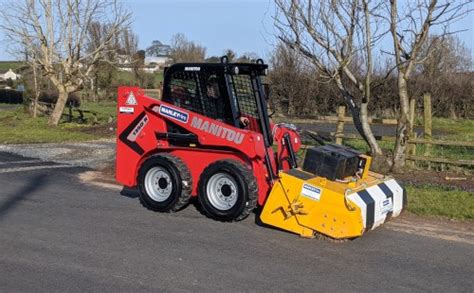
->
123, 0, 276, 59
125, 0, 473, 61
0, 0, 472, 61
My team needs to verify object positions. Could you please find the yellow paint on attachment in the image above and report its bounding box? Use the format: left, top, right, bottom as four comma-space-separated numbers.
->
260, 169, 387, 239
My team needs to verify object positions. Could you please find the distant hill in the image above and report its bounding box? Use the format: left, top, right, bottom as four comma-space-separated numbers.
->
0, 61, 24, 71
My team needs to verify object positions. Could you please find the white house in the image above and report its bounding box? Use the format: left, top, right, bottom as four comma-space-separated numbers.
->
117, 55, 172, 73
145, 56, 172, 67
0, 69, 21, 81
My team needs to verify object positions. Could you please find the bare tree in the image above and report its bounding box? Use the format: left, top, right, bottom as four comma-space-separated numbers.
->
169, 33, 206, 63
22, 47, 42, 117
269, 43, 339, 116
418, 35, 472, 118
1, 0, 131, 125
388, 0, 470, 172
274, 0, 385, 159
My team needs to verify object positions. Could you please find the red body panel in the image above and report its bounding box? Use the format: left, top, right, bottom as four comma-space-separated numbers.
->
116, 86, 300, 206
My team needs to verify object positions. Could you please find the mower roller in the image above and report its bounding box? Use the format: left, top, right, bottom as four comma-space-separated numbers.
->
115, 57, 406, 239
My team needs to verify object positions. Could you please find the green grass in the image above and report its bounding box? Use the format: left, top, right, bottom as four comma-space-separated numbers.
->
406, 184, 474, 220
0, 61, 24, 71
343, 139, 394, 153
114, 71, 163, 88
431, 117, 474, 141
0, 103, 115, 144
80, 100, 117, 123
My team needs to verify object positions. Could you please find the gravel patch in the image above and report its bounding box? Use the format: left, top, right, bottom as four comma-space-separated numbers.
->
0, 139, 115, 169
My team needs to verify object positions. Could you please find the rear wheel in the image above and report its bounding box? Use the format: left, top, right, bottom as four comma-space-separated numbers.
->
198, 160, 258, 221
138, 153, 192, 212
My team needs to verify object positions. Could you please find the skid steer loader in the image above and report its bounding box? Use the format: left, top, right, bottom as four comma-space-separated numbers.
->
115, 57, 406, 239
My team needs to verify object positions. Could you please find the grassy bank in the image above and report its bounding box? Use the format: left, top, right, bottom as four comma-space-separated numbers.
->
0, 102, 116, 144
406, 184, 473, 220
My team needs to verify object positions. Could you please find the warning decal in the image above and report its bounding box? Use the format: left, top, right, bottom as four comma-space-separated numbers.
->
301, 183, 322, 201
126, 91, 138, 105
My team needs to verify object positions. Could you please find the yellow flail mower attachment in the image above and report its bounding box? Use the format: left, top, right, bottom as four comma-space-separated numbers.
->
261, 148, 407, 240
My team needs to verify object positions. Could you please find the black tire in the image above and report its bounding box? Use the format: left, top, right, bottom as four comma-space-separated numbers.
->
137, 153, 192, 212
198, 160, 258, 221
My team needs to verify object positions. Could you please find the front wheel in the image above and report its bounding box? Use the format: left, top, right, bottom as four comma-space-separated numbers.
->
198, 160, 258, 221
137, 153, 192, 212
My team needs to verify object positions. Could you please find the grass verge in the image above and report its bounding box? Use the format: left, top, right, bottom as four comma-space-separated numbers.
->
406, 184, 474, 220
0, 103, 116, 144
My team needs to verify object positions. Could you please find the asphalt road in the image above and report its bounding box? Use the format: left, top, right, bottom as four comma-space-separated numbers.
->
0, 151, 473, 292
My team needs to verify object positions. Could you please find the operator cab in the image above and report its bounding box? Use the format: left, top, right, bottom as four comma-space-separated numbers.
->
162, 57, 272, 147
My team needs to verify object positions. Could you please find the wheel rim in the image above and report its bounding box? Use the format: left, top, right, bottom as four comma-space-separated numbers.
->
144, 167, 173, 202
206, 172, 238, 211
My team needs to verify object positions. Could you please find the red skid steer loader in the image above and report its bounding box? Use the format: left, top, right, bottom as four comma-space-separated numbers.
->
116, 57, 406, 239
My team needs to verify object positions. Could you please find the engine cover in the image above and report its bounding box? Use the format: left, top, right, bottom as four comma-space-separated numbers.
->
302, 144, 361, 180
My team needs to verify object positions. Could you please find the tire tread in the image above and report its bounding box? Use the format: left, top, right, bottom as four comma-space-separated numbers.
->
138, 153, 192, 212
198, 159, 258, 222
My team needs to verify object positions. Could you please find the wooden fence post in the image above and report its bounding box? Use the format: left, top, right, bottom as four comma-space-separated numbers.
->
423, 93, 432, 156
335, 106, 346, 145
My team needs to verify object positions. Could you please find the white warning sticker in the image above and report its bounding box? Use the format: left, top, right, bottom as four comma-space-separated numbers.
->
126, 91, 138, 105
380, 197, 393, 214
301, 183, 322, 201
119, 106, 134, 114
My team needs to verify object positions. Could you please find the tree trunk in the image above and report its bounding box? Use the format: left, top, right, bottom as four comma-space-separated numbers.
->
48, 88, 69, 126
391, 74, 410, 172
360, 102, 383, 156
287, 94, 295, 116
334, 76, 383, 159
32, 64, 39, 118
449, 103, 457, 119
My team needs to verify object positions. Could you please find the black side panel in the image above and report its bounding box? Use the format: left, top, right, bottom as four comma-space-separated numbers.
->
118, 112, 146, 155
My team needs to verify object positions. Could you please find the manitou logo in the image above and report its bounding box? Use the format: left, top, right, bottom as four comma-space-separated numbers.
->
184, 66, 200, 71
191, 117, 245, 144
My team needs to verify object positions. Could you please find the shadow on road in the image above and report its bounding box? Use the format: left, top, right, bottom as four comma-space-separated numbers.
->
0, 173, 48, 221
120, 186, 139, 199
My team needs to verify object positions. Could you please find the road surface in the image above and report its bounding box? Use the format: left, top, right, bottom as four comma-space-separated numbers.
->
0, 151, 472, 292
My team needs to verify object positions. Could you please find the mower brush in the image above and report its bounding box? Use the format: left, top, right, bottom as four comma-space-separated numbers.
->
260, 168, 406, 239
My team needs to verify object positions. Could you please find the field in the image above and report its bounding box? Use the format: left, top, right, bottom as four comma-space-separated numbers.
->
0, 61, 24, 71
